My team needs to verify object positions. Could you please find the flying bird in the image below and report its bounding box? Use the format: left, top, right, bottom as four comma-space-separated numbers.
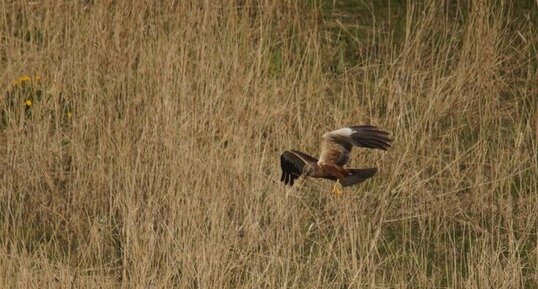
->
280, 125, 392, 194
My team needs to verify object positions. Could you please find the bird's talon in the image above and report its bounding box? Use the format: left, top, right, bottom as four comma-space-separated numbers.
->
332, 180, 344, 195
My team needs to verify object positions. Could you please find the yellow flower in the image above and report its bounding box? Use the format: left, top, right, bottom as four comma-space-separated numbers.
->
11, 75, 41, 86
12, 75, 31, 86
66, 111, 72, 119
24, 99, 32, 107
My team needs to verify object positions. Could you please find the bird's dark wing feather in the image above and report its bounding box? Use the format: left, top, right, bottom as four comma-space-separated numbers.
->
289, 150, 318, 163
347, 125, 392, 150
280, 150, 318, 186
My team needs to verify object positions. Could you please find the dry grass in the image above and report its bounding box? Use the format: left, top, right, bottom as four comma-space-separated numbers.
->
0, 0, 537, 288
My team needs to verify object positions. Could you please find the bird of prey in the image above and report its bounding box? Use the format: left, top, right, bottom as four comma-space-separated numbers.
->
280, 125, 392, 194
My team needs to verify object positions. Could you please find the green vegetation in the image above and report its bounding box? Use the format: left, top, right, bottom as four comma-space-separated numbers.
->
1, 1, 537, 288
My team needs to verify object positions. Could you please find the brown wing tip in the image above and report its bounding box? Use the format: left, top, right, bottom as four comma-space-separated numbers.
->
280, 150, 308, 186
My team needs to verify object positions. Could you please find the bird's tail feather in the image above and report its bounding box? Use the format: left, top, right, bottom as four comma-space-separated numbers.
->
340, 168, 377, 187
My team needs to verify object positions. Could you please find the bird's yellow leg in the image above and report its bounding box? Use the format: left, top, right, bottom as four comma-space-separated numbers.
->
332, 180, 344, 195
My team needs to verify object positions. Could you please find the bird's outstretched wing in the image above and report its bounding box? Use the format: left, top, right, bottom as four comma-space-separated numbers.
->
319, 125, 392, 166
280, 150, 318, 186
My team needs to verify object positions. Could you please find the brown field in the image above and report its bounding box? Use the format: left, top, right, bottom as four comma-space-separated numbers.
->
1, 1, 537, 288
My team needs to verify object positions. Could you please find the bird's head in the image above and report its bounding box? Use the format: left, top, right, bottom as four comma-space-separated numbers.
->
303, 163, 320, 176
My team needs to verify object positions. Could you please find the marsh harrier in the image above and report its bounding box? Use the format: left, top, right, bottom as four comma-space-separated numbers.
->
280, 125, 392, 194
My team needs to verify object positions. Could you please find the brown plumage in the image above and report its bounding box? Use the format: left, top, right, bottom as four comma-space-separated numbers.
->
280, 125, 392, 191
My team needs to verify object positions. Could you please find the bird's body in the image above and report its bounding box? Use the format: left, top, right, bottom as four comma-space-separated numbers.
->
280, 125, 392, 193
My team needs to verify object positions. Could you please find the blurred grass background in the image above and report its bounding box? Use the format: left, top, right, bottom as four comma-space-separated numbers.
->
0, 0, 537, 288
